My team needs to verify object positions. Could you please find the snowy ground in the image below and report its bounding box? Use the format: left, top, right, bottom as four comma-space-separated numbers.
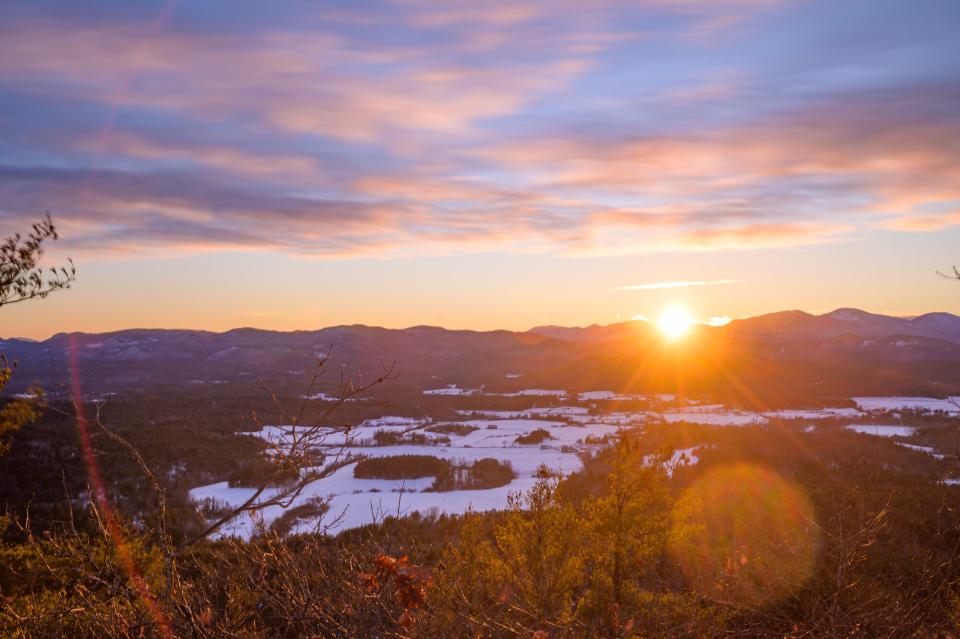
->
188, 391, 960, 538
763, 408, 864, 420
661, 410, 766, 426
845, 424, 916, 437
423, 385, 480, 396
644, 446, 702, 477
898, 443, 947, 460
853, 397, 960, 414
190, 417, 600, 538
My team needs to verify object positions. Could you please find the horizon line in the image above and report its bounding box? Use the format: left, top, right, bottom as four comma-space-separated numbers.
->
1, 307, 952, 342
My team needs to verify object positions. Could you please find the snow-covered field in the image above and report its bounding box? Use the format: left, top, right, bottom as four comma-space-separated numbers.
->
497, 389, 568, 398
188, 390, 960, 538
898, 443, 947, 460
845, 424, 916, 437
190, 417, 604, 538
763, 408, 864, 420
661, 410, 766, 426
423, 385, 480, 396
456, 407, 590, 419
853, 397, 960, 414
425, 387, 568, 398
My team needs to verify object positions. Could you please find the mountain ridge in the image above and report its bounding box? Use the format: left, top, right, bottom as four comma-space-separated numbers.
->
5, 307, 959, 345
4, 308, 960, 402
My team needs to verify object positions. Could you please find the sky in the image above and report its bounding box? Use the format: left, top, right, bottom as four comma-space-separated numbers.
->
2, 0, 960, 339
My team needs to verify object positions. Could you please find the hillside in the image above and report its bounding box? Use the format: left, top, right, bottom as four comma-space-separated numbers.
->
3, 308, 960, 402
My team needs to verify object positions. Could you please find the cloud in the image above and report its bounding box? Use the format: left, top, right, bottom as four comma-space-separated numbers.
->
705, 316, 733, 327
680, 222, 854, 249
0, 13, 595, 144
882, 210, 960, 232
631, 313, 735, 326
0, 166, 397, 256
0, 1, 957, 259
616, 279, 739, 291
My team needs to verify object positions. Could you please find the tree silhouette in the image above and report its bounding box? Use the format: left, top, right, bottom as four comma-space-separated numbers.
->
0, 214, 75, 308
0, 214, 75, 453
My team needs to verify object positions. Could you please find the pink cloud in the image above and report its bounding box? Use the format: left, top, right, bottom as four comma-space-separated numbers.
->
0, 22, 593, 144
0, 1, 954, 261
883, 210, 960, 232
680, 222, 853, 248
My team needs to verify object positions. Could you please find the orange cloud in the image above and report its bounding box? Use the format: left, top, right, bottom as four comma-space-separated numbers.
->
882, 210, 960, 232
681, 222, 853, 249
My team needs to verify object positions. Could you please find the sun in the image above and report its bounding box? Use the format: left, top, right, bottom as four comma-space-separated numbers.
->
659, 306, 694, 339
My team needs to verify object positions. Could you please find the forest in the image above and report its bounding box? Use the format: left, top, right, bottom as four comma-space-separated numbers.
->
1, 387, 959, 637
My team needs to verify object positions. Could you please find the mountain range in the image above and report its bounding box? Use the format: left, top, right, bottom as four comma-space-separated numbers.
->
3, 308, 960, 404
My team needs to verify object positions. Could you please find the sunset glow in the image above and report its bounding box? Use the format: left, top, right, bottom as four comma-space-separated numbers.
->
0, 1, 957, 338
659, 307, 695, 340
2, 4, 960, 634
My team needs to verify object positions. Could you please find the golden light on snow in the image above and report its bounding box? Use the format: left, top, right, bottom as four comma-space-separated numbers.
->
658, 306, 695, 339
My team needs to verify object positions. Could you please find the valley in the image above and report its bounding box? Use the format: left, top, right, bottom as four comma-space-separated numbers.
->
188, 385, 960, 538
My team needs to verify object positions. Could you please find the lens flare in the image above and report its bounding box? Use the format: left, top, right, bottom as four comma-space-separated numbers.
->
668, 464, 820, 606
68, 336, 173, 637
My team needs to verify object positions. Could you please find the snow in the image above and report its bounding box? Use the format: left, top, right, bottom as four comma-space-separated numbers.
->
308, 463, 437, 494
304, 392, 341, 401
569, 412, 649, 426
192, 384, 960, 539
645, 446, 701, 477
423, 385, 479, 396
359, 416, 424, 428
241, 419, 432, 450
193, 416, 607, 539
677, 404, 727, 413
892, 339, 925, 348
661, 411, 766, 426
189, 463, 441, 538
578, 390, 642, 401
192, 447, 582, 538
575, 391, 680, 402
579, 391, 616, 401
852, 397, 960, 414
497, 389, 568, 398
764, 408, 863, 420
845, 424, 916, 438
190, 481, 259, 506
349, 442, 582, 476
897, 443, 946, 460
460, 409, 655, 428
523, 406, 589, 417
456, 407, 589, 419
455, 409, 525, 419
324, 474, 548, 535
